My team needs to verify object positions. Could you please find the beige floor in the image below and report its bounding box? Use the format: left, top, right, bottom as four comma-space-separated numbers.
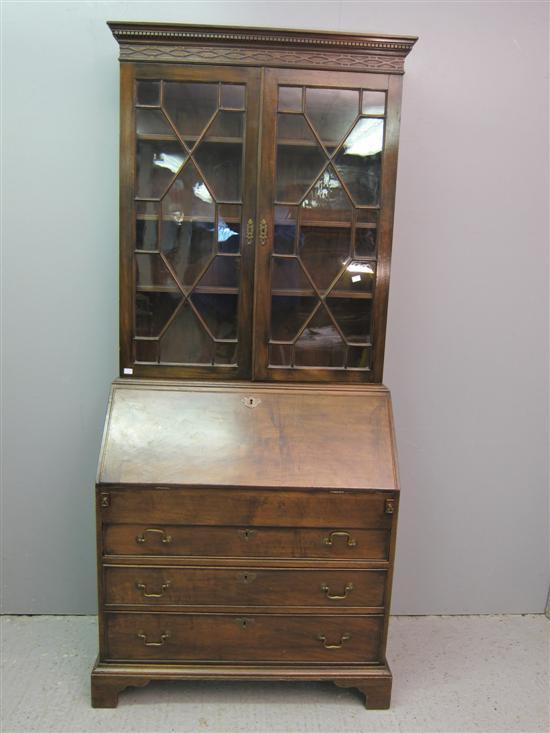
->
1, 615, 548, 733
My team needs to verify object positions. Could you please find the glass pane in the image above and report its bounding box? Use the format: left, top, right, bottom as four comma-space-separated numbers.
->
196, 255, 240, 290
163, 82, 218, 142
276, 114, 326, 202
305, 88, 359, 152
214, 341, 238, 365
194, 111, 243, 202
136, 140, 187, 199
221, 84, 245, 110
134, 339, 159, 363
135, 292, 182, 337
330, 261, 375, 295
161, 161, 215, 287
136, 81, 160, 106
355, 209, 378, 257
278, 86, 302, 112
270, 296, 317, 341
334, 118, 384, 205
347, 345, 372, 369
218, 204, 241, 253
301, 166, 353, 221
294, 307, 346, 367
191, 293, 238, 339
362, 91, 385, 115
136, 252, 180, 289
299, 226, 350, 292
328, 298, 372, 342
272, 257, 312, 294
136, 202, 159, 251
269, 343, 292, 366
159, 301, 212, 363
136, 109, 174, 137
274, 206, 296, 255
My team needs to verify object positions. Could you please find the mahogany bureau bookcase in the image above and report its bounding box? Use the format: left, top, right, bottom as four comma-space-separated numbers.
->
91, 21, 416, 709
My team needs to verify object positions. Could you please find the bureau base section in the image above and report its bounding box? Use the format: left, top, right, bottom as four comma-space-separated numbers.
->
91, 659, 392, 710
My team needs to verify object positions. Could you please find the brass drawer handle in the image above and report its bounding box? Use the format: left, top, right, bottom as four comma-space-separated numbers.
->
135, 580, 171, 598
317, 633, 351, 649
259, 218, 268, 246
136, 528, 173, 545
323, 531, 357, 547
321, 582, 354, 600
137, 630, 170, 647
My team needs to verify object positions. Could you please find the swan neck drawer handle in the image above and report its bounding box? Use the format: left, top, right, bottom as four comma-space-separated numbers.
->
137, 630, 170, 647
317, 633, 351, 649
321, 582, 354, 600
135, 581, 171, 598
323, 531, 357, 547
136, 528, 173, 545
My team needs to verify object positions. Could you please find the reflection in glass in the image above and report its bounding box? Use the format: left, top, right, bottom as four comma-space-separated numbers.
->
161, 161, 215, 287
334, 118, 384, 205
362, 91, 386, 116
278, 86, 302, 112
159, 301, 212, 363
135, 292, 182, 337
136, 140, 187, 198
305, 88, 358, 152
274, 206, 296, 254
355, 226, 377, 258
136, 81, 160, 106
331, 262, 375, 295
294, 307, 346, 367
134, 339, 159, 363
194, 111, 243, 201
218, 203, 240, 253
276, 114, 325, 202
301, 166, 352, 220
163, 82, 218, 141
270, 296, 317, 341
221, 84, 245, 109
269, 343, 292, 366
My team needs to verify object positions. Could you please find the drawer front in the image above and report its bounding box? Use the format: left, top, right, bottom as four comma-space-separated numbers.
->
105, 612, 384, 663
104, 566, 387, 608
103, 524, 390, 560
99, 488, 394, 529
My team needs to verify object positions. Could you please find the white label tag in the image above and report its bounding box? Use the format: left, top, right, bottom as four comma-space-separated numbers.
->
351, 274, 362, 283
123, 368, 134, 375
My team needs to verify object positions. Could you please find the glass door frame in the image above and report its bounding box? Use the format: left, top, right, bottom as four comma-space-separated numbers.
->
253, 67, 403, 383
119, 62, 261, 380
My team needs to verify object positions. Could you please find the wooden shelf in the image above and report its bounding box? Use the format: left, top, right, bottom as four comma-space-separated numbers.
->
272, 289, 373, 299
137, 285, 239, 295
137, 133, 243, 144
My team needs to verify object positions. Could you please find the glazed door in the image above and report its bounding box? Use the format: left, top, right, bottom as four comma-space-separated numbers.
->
254, 68, 402, 382
120, 64, 260, 379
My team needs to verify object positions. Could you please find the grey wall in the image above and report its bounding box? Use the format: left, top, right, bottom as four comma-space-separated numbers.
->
1, 1, 548, 614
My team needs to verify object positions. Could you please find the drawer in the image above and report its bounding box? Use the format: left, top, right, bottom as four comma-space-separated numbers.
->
105, 612, 384, 663
99, 487, 395, 528
103, 566, 387, 608
103, 524, 390, 560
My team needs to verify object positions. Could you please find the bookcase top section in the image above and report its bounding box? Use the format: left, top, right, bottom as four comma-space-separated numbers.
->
97, 380, 399, 490
107, 21, 417, 73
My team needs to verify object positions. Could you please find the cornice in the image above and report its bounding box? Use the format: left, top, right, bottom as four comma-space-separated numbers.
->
107, 22, 417, 73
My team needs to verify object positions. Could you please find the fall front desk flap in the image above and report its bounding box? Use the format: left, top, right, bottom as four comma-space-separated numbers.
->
97, 380, 398, 490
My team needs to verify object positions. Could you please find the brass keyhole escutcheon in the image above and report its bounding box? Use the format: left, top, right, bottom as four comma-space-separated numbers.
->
239, 572, 257, 584
242, 396, 261, 409
236, 617, 254, 629
238, 528, 257, 541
